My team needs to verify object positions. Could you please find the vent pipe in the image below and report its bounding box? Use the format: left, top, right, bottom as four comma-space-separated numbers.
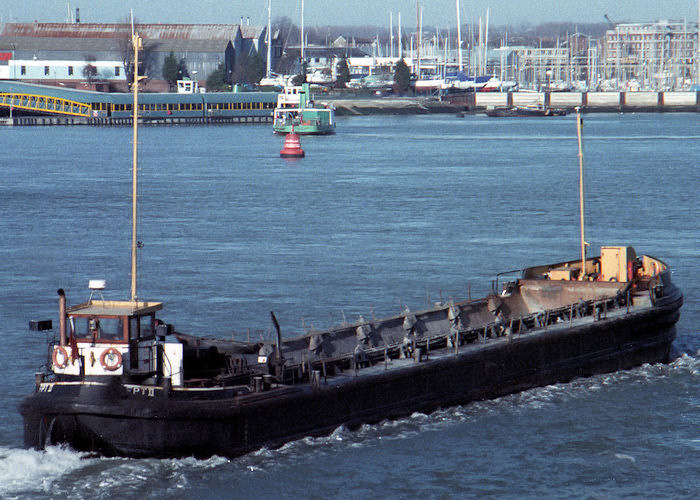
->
58, 289, 67, 346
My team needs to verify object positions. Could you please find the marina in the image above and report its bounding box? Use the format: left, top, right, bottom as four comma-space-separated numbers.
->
0, 111, 698, 495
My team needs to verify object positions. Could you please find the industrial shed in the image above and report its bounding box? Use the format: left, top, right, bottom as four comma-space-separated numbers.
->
0, 22, 278, 91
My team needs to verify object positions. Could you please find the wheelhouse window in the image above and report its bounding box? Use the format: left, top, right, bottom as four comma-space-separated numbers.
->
129, 314, 155, 340
71, 316, 124, 341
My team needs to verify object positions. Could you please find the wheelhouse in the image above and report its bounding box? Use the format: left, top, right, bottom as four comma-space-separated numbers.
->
65, 300, 163, 344
51, 291, 167, 378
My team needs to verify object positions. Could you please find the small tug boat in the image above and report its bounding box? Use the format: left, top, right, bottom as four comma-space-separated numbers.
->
272, 83, 335, 135
19, 42, 682, 459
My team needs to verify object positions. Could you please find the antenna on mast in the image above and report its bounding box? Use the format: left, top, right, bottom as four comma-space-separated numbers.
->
456, 0, 463, 72
575, 107, 588, 279
266, 0, 272, 78
130, 12, 142, 303
300, 0, 305, 63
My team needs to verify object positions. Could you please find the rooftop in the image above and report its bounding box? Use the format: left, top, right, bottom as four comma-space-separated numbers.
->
0, 22, 264, 41
67, 300, 163, 317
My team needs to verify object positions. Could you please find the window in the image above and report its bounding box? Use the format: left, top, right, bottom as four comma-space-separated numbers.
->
68, 66, 73, 76
20, 65, 26, 75
96, 318, 124, 340
115, 66, 120, 76
44, 66, 50, 75
130, 317, 139, 340
72, 316, 124, 341
141, 315, 154, 338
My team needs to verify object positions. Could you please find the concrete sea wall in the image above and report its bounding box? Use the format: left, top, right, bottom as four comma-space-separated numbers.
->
331, 91, 700, 115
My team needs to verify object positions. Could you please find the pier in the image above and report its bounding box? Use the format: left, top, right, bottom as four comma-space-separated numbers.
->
330, 91, 700, 116
454, 90, 700, 113
0, 115, 273, 126
0, 81, 276, 126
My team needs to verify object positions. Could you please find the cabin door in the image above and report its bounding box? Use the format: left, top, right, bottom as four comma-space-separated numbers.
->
129, 317, 139, 369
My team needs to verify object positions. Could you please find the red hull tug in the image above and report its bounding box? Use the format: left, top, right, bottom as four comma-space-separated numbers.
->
280, 127, 305, 158
18, 44, 683, 459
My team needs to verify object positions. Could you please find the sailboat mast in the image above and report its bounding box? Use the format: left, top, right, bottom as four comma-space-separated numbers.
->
484, 8, 490, 75
300, 0, 305, 63
266, 0, 272, 78
131, 29, 141, 303
416, 1, 421, 77
456, 0, 463, 72
575, 107, 586, 277
398, 11, 402, 59
390, 12, 393, 59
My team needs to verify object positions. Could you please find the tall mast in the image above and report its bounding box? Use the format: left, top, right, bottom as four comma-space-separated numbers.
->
575, 107, 587, 278
416, 1, 421, 77
484, 8, 490, 75
478, 18, 482, 75
266, 0, 272, 78
130, 19, 141, 303
456, 0, 463, 72
398, 11, 402, 59
390, 12, 393, 59
300, 0, 305, 63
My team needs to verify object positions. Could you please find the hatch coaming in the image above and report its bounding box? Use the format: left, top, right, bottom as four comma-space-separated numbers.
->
516, 280, 626, 314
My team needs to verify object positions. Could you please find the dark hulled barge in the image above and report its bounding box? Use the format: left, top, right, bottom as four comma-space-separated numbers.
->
20, 246, 682, 458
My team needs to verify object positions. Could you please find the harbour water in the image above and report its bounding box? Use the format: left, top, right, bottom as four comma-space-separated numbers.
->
0, 113, 698, 498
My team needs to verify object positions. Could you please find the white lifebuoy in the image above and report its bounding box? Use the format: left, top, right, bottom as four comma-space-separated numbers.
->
52, 346, 69, 369
100, 347, 122, 371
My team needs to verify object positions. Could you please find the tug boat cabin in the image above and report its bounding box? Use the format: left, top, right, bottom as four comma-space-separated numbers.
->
52, 288, 183, 387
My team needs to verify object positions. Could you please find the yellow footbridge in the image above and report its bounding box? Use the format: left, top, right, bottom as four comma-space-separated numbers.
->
0, 92, 91, 117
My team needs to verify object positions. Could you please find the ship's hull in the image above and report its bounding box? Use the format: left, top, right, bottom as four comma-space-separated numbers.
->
20, 294, 681, 459
486, 107, 569, 117
272, 108, 335, 135
273, 124, 335, 135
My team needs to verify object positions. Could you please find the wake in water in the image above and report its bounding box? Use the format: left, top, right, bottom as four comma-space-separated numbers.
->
0, 445, 229, 499
0, 445, 95, 498
233, 350, 700, 472
2, 351, 696, 497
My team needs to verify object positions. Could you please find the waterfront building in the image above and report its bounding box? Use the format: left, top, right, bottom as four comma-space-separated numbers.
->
511, 46, 571, 90
603, 20, 698, 90
282, 46, 367, 83
0, 22, 282, 91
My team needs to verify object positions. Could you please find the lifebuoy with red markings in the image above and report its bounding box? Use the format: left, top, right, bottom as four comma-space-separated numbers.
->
100, 347, 122, 371
52, 346, 69, 369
